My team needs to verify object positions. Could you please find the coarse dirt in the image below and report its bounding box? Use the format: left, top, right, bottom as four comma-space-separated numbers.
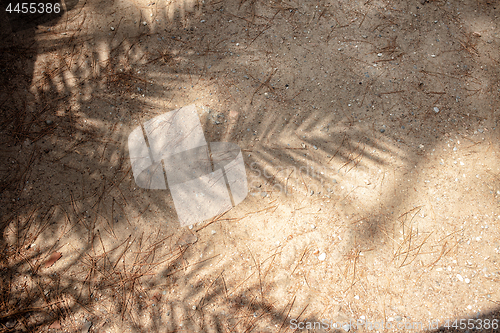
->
0, 0, 500, 332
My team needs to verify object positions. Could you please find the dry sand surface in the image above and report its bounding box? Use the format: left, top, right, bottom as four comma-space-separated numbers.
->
1, 0, 500, 332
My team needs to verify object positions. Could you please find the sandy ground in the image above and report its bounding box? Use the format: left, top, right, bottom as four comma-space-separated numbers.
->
1, 0, 500, 332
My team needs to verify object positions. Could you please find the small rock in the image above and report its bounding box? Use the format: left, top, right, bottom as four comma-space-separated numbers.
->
377, 53, 383, 57
457, 274, 463, 282
110, 26, 115, 31
433, 106, 440, 113
211, 230, 216, 235
354, 295, 359, 300
380, 129, 385, 133
318, 253, 326, 261
395, 315, 402, 321
45, 119, 54, 125
465, 278, 470, 284
342, 323, 351, 332
142, 21, 147, 26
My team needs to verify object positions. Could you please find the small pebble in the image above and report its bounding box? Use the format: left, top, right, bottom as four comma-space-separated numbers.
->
45, 119, 53, 125
380, 129, 385, 133
318, 253, 326, 261
342, 323, 350, 332
433, 106, 440, 113
110, 26, 115, 31
457, 274, 463, 282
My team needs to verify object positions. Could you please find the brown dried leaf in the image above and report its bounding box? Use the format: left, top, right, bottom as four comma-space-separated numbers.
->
45, 252, 62, 268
